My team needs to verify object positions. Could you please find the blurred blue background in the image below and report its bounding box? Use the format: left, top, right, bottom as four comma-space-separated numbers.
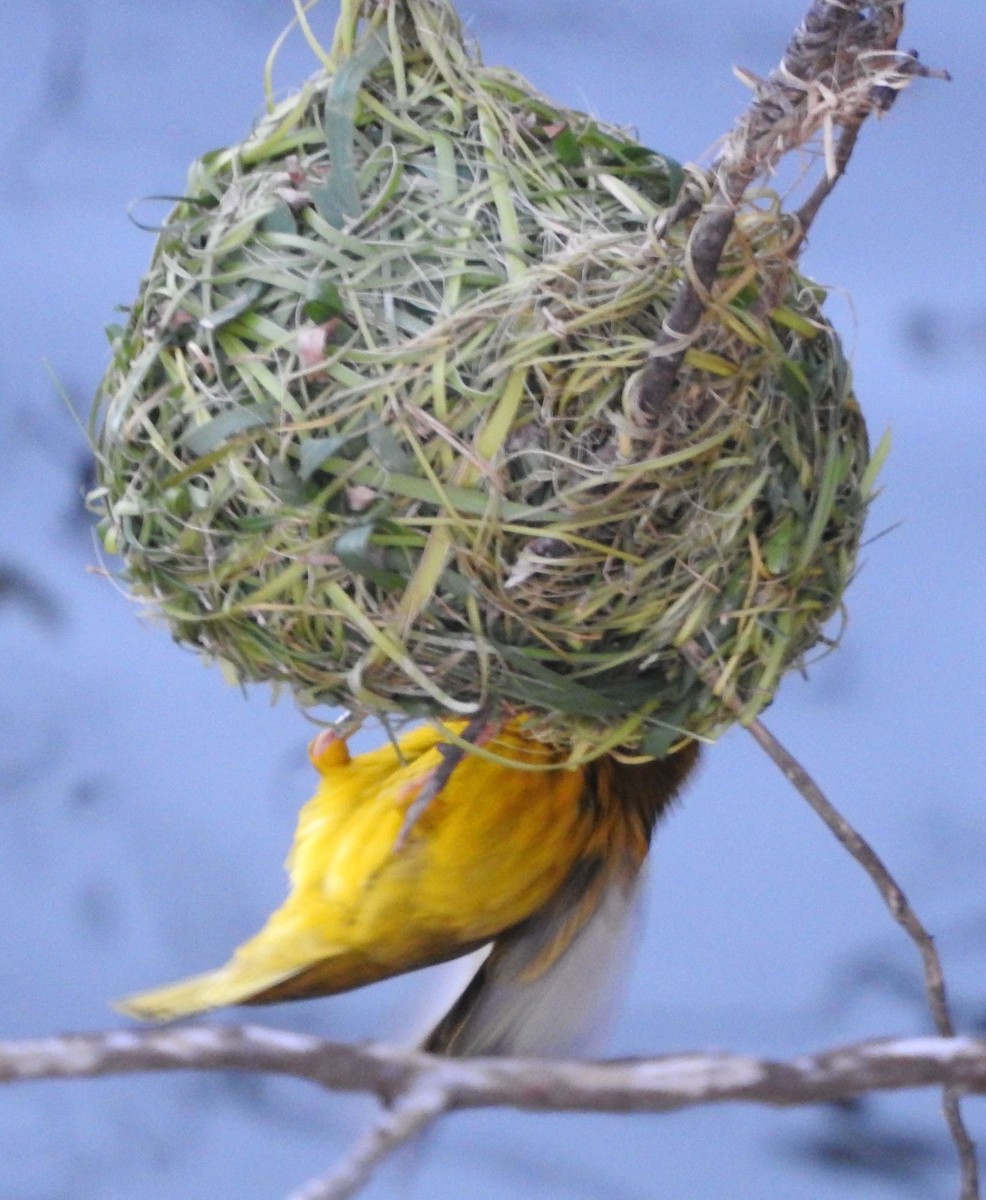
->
1, 1, 984, 1197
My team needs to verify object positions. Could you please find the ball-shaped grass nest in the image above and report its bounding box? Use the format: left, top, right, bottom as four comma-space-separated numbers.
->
91, 0, 872, 760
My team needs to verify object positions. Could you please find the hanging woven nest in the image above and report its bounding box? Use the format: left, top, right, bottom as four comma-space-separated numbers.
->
90, 0, 872, 761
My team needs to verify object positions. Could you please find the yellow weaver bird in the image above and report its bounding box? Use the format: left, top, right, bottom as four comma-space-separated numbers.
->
118, 719, 698, 1055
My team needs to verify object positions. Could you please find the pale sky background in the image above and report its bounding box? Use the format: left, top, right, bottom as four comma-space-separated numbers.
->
1, 2, 985, 1198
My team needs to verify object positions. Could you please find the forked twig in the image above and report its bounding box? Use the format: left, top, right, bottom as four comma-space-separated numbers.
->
635, 2, 948, 424
680, 639, 979, 1198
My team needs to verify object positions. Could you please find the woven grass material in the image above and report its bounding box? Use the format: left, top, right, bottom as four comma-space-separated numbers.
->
91, 0, 873, 763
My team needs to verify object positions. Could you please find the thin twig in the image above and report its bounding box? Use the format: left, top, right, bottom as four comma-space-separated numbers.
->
680, 639, 979, 1198
792, 118, 865, 245
748, 715, 978, 1195
752, 116, 865, 317
287, 1083, 449, 1200
790, 46, 952, 250
744, 716, 980, 1200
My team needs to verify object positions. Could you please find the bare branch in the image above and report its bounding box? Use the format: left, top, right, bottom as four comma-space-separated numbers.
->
5, 1024, 986, 1115
0, 1025, 405, 1095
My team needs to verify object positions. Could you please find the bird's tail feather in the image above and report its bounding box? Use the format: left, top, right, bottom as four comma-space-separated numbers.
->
422, 854, 643, 1056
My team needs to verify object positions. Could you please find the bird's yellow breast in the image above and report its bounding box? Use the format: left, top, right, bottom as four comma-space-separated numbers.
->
117, 718, 695, 1023
119, 718, 602, 1019
279, 721, 593, 968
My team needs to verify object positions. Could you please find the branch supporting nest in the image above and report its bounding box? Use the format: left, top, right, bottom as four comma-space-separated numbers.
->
634, 0, 948, 425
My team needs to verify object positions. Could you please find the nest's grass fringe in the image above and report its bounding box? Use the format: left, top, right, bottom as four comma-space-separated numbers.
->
90, 0, 871, 763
